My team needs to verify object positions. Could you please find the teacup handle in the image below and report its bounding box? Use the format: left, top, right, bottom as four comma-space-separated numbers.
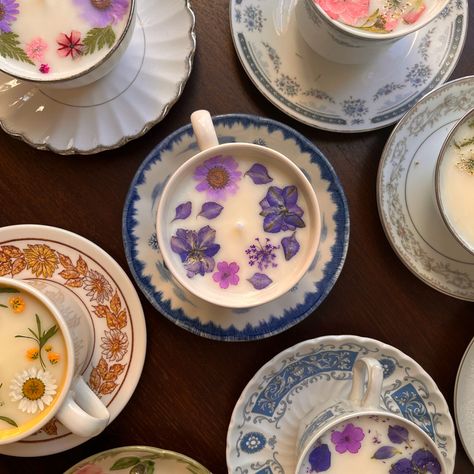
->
56, 377, 110, 437
191, 110, 219, 151
348, 357, 383, 409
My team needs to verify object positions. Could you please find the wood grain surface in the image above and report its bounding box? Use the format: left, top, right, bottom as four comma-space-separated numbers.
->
0, 0, 473, 472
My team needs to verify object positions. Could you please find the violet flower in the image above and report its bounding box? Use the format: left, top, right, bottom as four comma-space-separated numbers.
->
170, 226, 220, 278
330, 423, 365, 454
259, 185, 305, 233
73, 0, 130, 27
0, 0, 19, 33
212, 261, 240, 289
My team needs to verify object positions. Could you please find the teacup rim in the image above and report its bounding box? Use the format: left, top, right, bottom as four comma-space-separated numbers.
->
295, 408, 448, 474
0, 0, 136, 84
0, 277, 74, 445
434, 107, 474, 256
156, 141, 322, 309
308, 0, 451, 41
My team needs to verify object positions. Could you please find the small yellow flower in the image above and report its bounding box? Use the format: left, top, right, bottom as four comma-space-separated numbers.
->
47, 352, 60, 365
9, 296, 25, 313
26, 348, 39, 360
44, 344, 52, 352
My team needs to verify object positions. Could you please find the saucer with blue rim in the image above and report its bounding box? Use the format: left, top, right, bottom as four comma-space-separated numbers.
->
122, 114, 349, 341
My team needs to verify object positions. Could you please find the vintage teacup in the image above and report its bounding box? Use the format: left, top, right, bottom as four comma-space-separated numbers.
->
435, 109, 474, 256
295, 357, 447, 473
0, 0, 136, 89
156, 110, 321, 309
295, 0, 449, 64
0, 277, 109, 444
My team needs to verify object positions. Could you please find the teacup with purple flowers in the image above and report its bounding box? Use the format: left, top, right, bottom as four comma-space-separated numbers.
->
156, 110, 321, 308
0, 0, 136, 88
295, 358, 447, 474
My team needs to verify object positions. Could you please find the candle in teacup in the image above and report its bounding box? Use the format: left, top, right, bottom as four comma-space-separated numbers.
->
0, 0, 132, 81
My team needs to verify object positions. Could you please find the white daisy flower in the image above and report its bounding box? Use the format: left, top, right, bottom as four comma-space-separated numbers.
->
9, 367, 57, 414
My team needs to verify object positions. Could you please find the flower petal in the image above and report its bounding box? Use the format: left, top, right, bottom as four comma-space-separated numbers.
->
266, 186, 285, 207
281, 232, 300, 260
198, 202, 224, 220
245, 163, 273, 184
309, 444, 331, 472
263, 213, 283, 233
248, 273, 272, 290
388, 425, 409, 445
284, 213, 306, 229
372, 446, 401, 460
197, 225, 217, 248
172, 201, 192, 222
282, 185, 298, 206
170, 236, 191, 261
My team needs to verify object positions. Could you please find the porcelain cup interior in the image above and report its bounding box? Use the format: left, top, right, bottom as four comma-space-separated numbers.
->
295, 0, 450, 64
434, 108, 474, 256
295, 357, 447, 473
0, 0, 136, 90
155, 110, 321, 309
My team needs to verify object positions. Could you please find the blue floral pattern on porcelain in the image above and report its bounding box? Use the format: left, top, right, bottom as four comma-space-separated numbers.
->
122, 115, 349, 341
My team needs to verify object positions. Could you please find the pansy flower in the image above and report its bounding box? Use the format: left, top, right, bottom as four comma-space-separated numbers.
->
73, 0, 130, 27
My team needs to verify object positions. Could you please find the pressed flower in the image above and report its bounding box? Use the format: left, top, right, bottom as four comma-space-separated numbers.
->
316, 0, 369, 26
57, 31, 83, 59
330, 423, 365, 454
39, 63, 50, 74
26, 348, 39, 360
25, 37, 48, 62
84, 269, 113, 303
9, 367, 57, 414
212, 261, 240, 289
23, 244, 58, 278
73, 464, 105, 474
309, 444, 331, 472
100, 328, 128, 361
47, 352, 60, 365
0, 0, 19, 33
8, 295, 25, 313
73, 0, 130, 27
245, 237, 279, 270
170, 226, 220, 278
193, 155, 242, 200
44, 344, 52, 352
259, 186, 305, 233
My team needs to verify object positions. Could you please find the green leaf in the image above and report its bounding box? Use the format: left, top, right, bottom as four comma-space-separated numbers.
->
0, 288, 19, 293
40, 324, 58, 347
0, 416, 18, 427
0, 304, 7, 308
83, 26, 116, 55
36, 314, 42, 339
0, 32, 34, 65
110, 457, 140, 470
15, 335, 37, 341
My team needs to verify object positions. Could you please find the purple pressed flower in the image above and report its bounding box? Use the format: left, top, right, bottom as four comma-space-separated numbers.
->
259, 185, 305, 233
248, 273, 272, 290
245, 163, 273, 184
0, 0, 19, 33
388, 425, 411, 447
308, 443, 331, 472
411, 449, 442, 474
389, 458, 416, 474
245, 237, 279, 270
170, 226, 220, 278
330, 423, 365, 454
193, 155, 242, 200
212, 261, 239, 289
73, 0, 130, 27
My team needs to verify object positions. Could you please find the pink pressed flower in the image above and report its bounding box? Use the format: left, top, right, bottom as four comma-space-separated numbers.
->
382, 13, 400, 31
212, 261, 240, 289
331, 422, 365, 454
39, 64, 50, 74
403, 2, 426, 24
25, 37, 48, 62
73, 463, 104, 474
316, 0, 369, 26
57, 30, 83, 59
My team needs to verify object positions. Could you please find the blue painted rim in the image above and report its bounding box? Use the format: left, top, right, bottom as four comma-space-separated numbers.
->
122, 114, 350, 341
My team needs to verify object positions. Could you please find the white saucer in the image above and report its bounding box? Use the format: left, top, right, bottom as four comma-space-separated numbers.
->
0, 0, 196, 154
230, 0, 467, 132
122, 114, 349, 341
226, 335, 455, 473
377, 76, 474, 301
454, 337, 474, 467
0, 225, 146, 456
65, 446, 210, 474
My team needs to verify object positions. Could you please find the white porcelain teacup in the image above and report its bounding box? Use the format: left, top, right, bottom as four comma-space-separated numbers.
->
295, 0, 449, 64
0, 0, 136, 89
0, 277, 109, 445
295, 357, 447, 473
435, 108, 474, 256
156, 110, 321, 309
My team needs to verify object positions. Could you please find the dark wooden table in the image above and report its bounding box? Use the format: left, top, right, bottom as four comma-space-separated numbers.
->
0, 1, 473, 473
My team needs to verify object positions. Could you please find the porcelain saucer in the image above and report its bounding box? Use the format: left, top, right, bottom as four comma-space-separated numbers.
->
0, 0, 196, 155
454, 337, 474, 467
122, 114, 349, 341
230, 0, 467, 133
65, 446, 210, 474
377, 76, 474, 301
0, 225, 146, 456
226, 335, 455, 473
